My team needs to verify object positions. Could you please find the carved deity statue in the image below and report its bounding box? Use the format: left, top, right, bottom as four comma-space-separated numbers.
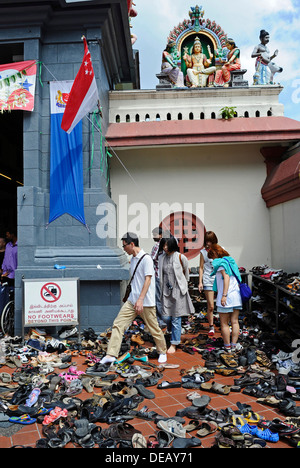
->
252, 30, 282, 85
161, 40, 185, 88
214, 39, 241, 87
183, 37, 216, 88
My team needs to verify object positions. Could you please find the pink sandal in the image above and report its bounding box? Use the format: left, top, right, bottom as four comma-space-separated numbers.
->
59, 366, 84, 382
42, 406, 68, 425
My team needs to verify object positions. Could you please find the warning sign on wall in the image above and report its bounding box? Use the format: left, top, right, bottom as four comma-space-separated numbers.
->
23, 278, 79, 327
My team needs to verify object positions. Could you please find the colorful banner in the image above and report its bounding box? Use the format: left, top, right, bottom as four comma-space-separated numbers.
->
0, 60, 36, 112
49, 81, 86, 227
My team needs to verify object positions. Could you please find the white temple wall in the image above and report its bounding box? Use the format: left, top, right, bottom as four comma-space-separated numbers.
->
110, 142, 272, 270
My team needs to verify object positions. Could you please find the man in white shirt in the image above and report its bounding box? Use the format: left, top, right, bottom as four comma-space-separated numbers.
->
101, 232, 167, 364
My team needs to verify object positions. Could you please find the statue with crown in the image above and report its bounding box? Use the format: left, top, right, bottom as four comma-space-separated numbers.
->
157, 5, 249, 89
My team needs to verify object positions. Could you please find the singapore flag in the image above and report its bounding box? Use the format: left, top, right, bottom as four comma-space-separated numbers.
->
61, 36, 99, 133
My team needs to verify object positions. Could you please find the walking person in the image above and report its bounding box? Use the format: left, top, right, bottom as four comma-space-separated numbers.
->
208, 244, 243, 352
100, 232, 167, 365
159, 237, 194, 354
198, 231, 218, 337
150, 226, 165, 328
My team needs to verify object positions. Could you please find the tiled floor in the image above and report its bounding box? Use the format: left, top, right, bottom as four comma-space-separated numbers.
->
0, 327, 297, 449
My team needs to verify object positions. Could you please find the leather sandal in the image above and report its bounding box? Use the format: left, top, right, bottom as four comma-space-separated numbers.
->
102, 422, 141, 441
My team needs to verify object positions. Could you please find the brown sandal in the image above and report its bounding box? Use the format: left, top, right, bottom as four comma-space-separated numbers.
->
102, 422, 141, 441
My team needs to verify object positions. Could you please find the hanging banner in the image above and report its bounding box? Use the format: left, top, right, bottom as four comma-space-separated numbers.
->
0, 60, 36, 112
49, 81, 86, 226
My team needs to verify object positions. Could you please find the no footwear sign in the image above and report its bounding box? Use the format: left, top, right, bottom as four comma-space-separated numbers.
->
40, 282, 62, 303
23, 278, 79, 327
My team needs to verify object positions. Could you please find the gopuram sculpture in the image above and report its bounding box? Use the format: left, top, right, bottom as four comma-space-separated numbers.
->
183, 37, 216, 88
251, 30, 283, 85
157, 5, 248, 90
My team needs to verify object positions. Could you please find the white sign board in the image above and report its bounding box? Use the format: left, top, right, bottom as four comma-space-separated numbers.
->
23, 278, 80, 327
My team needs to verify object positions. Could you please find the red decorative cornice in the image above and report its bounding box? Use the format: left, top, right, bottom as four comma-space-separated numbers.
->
261, 151, 300, 207
106, 117, 300, 148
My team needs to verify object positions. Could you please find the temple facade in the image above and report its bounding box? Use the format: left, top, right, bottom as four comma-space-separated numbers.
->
106, 6, 300, 273
0, 2, 299, 334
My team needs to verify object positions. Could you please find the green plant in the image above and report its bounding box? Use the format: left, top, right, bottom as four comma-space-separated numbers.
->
220, 106, 237, 120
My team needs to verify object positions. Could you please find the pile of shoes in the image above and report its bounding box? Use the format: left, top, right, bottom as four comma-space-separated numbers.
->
1, 313, 300, 450
250, 265, 300, 294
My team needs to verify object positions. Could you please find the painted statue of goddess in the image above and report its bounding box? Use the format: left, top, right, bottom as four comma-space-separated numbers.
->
214, 39, 241, 87
183, 37, 216, 88
161, 40, 185, 88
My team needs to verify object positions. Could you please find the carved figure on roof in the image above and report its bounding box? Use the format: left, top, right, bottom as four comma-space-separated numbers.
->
189, 5, 205, 31
214, 39, 241, 87
161, 40, 185, 88
157, 6, 249, 90
252, 30, 282, 85
183, 37, 216, 88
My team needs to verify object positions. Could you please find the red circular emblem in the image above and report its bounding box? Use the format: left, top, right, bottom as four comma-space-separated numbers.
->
161, 211, 205, 260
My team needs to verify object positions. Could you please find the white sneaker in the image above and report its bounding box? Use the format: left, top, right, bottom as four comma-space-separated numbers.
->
59, 327, 78, 339
158, 353, 167, 363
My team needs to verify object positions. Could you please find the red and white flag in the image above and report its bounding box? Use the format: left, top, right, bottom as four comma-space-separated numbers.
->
61, 37, 99, 134
0, 60, 36, 112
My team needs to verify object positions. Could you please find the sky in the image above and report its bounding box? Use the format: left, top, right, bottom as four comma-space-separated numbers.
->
130, 0, 300, 121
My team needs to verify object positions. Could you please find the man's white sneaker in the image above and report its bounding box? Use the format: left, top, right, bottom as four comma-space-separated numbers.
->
158, 353, 167, 363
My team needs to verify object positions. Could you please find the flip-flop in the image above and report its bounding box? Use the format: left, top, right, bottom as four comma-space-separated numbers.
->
133, 384, 155, 399
157, 381, 182, 389
197, 421, 218, 437
132, 433, 147, 448
25, 388, 41, 407
184, 419, 200, 432
8, 414, 37, 425
211, 382, 231, 395
256, 396, 281, 406
160, 364, 179, 369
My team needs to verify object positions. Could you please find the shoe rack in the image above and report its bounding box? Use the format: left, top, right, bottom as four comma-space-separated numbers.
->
250, 274, 300, 348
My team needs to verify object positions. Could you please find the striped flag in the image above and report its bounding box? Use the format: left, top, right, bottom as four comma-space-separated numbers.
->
61, 36, 99, 134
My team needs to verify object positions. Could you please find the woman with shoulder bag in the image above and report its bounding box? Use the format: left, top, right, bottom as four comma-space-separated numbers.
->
208, 244, 243, 353
159, 237, 194, 354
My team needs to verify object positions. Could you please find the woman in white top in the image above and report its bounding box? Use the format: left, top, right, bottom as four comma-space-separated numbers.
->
208, 244, 243, 353
199, 231, 218, 336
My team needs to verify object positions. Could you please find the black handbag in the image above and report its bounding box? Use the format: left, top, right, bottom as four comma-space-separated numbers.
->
122, 254, 148, 303
122, 284, 132, 303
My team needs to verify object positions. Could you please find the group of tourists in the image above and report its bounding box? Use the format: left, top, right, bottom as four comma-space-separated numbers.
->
100, 230, 243, 366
